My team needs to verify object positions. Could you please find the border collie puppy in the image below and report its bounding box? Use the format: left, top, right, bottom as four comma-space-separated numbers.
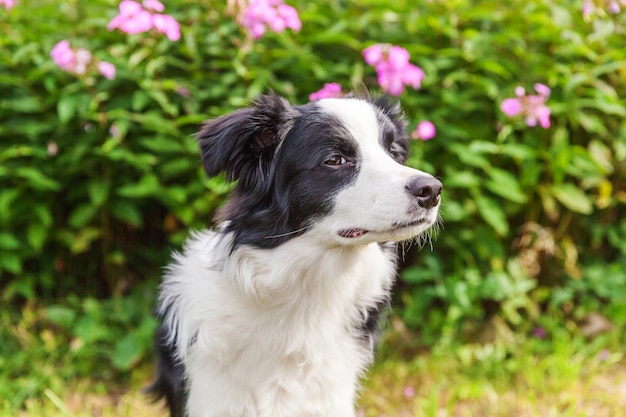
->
148, 94, 442, 417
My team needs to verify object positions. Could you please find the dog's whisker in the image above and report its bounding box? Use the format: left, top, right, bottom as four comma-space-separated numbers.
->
263, 226, 310, 239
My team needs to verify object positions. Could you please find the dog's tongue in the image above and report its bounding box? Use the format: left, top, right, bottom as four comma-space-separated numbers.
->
338, 228, 368, 238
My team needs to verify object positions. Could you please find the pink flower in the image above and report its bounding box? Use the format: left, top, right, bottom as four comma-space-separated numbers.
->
49, 41, 92, 75
277, 4, 301, 31
533, 327, 547, 339
535, 105, 551, 128
387, 46, 410, 70
411, 120, 436, 141
108, 1, 154, 34
241, 0, 301, 39
608, 0, 621, 13
98, 61, 116, 79
309, 83, 343, 101
501, 84, 551, 129
375, 62, 406, 95
50, 40, 76, 71
403, 386, 416, 398
362, 44, 425, 96
534, 83, 551, 97
153, 13, 181, 41
0, 0, 15, 9
176, 86, 190, 98
500, 98, 523, 117
108, 0, 180, 40
362, 44, 384, 66
51, 40, 114, 80
402, 64, 425, 90
249, 22, 266, 38
73, 49, 92, 75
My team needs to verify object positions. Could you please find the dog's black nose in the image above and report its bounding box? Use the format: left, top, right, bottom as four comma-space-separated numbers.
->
406, 176, 443, 208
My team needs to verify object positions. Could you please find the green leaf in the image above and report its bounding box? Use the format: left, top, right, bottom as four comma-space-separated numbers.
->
475, 195, 509, 236
110, 199, 143, 227
500, 143, 537, 160
0, 252, 22, 274
14, 167, 60, 191
575, 111, 608, 135
88, 180, 110, 207
112, 333, 144, 371
442, 200, 469, 222
588, 140, 614, 174
133, 112, 179, 136
57, 94, 77, 124
0, 232, 21, 250
480, 271, 513, 301
445, 170, 480, 189
70, 228, 102, 254
74, 316, 109, 344
450, 144, 490, 169
45, 305, 76, 329
111, 318, 156, 371
131, 90, 151, 112
68, 204, 98, 229
139, 136, 185, 154
33, 204, 53, 227
485, 168, 528, 203
164, 186, 187, 204
27, 223, 47, 251
6, 95, 42, 113
160, 158, 194, 178
468, 141, 500, 154
0, 189, 19, 221
551, 184, 593, 214
116, 175, 160, 199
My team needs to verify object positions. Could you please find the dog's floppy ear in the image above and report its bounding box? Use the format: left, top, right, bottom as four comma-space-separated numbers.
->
197, 94, 293, 189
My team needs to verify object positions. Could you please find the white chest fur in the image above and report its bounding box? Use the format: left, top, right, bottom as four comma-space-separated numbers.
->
159, 231, 397, 417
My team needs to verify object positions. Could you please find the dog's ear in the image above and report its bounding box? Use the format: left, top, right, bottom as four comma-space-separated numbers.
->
370, 96, 408, 130
370, 96, 410, 163
197, 95, 293, 189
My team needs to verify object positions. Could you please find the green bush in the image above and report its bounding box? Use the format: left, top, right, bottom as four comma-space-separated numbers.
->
0, 284, 156, 407
1, 0, 625, 407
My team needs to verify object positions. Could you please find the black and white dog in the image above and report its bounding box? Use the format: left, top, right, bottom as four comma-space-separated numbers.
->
148, 94, 442, 417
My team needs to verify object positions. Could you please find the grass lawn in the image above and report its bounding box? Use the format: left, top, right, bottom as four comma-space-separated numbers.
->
8, 327, 626, 417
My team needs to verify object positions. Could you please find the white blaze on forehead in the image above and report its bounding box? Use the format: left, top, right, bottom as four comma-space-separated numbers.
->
317, 98, 382, 151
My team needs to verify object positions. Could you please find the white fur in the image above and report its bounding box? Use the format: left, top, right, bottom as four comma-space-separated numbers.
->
160, 232, 396, 417
157, 98, 440, 417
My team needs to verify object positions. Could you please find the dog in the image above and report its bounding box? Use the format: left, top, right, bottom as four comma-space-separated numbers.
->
147, 94, 442, 417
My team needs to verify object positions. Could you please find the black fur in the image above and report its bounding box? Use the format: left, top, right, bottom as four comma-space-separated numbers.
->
145, 325, 186, 417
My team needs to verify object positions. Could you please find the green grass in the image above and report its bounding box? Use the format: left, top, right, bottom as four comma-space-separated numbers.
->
360, 347, 626, 417
4, 326, 625, 417
3, 300, 624, 417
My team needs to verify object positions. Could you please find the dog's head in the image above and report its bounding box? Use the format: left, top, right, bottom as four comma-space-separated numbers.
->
197, 94, 441, 249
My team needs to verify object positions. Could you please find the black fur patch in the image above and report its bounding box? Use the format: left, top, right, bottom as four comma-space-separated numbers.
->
145, 325, 186, 417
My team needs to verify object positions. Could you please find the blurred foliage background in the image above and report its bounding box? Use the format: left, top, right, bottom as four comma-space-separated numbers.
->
1, 0, 625, 414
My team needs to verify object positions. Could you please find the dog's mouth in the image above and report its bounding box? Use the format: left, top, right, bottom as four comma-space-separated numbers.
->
338, 228, 369, 239
337, 218, 428, 239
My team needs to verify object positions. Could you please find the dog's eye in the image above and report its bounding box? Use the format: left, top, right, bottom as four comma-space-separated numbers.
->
324, 155, 347, 166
